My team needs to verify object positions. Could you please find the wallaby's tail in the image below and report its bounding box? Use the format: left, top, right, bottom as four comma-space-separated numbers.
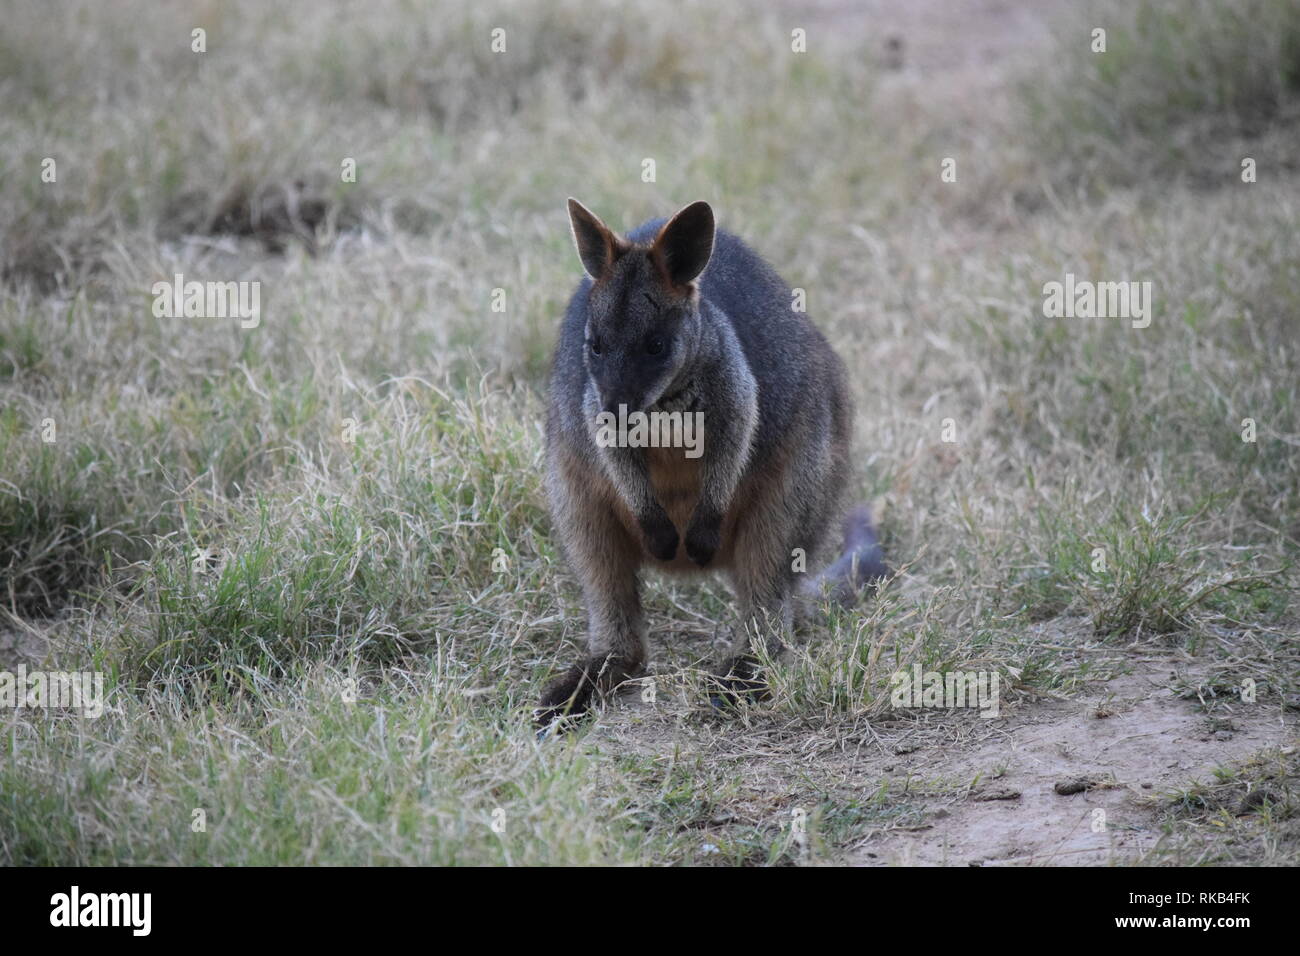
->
802, 504, 889, 606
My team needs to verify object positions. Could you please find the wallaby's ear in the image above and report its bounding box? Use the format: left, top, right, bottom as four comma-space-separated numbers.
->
650, 200, 715, 290
567, 198, 626, 280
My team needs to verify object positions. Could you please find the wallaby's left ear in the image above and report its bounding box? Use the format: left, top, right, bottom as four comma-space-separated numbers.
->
651, 200, 714, 290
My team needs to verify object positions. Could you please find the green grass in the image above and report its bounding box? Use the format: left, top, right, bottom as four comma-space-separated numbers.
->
0, 0, 1297, 865
1022, 0, 1300, 188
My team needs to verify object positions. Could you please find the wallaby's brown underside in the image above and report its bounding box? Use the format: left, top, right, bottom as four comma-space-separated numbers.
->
537, 199, 887, 729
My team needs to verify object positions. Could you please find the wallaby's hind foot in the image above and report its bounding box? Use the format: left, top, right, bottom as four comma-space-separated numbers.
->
536, 653, 642, 732
706, 654, 771, 710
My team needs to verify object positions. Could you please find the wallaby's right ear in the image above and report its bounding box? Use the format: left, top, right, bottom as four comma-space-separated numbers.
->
567, 198, 627, 280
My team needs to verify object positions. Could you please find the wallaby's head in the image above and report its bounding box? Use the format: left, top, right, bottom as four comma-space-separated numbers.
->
567, 198, 715, 414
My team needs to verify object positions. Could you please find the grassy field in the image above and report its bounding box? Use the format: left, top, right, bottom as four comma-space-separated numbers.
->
1, 0, 1297, 865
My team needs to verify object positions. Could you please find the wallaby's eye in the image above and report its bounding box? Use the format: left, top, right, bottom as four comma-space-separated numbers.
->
588, 335, 602, 356
645, 334, 665, 356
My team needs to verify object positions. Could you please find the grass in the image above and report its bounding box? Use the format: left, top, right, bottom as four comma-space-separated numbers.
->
1145, 748, 1299, 865
1022, 0, 1300, 188
0, 0, 1297, 865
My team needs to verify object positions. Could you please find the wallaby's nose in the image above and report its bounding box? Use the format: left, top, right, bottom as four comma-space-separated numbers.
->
601, 392, 637, 415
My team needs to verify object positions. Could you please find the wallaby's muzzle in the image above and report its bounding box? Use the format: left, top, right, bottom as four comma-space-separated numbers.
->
600, 389, 649, 416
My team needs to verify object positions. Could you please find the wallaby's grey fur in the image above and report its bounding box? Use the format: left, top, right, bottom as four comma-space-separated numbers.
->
537, 199, 887, 727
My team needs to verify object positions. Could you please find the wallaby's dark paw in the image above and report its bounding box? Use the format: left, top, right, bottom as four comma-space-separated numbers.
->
639, 511, 680, 561
536, 663, 597, 732
684, 512, 721, 566
706, 655, 770, 710
535, 654, 641, 733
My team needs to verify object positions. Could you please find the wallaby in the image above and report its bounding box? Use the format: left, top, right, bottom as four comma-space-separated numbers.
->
537, 198, 887, 727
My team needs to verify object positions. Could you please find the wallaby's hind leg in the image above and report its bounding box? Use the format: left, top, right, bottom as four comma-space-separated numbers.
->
538, 461, 646, 728
711, 508, 799, 707
708, 603, 790, 708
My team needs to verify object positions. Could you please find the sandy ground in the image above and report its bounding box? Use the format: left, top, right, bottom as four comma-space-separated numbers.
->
856, 662, 1294, 865
805, 0, 1061, 83
588, 635, 1296, 865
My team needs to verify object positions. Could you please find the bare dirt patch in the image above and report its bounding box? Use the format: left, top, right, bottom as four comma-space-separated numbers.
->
584, 641, 1297, 865
0, 618, 52, 669
860, 662, 1294, 865
805, 0, 1063, 85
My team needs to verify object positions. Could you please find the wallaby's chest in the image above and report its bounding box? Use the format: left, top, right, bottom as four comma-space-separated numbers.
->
645, 445, 702, 532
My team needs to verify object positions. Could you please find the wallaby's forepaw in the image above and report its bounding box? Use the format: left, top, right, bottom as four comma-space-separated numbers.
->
706, 654, 770, 710
535, 654, 640, 733
684, 511, 722, 566
639, 510, 680, 562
